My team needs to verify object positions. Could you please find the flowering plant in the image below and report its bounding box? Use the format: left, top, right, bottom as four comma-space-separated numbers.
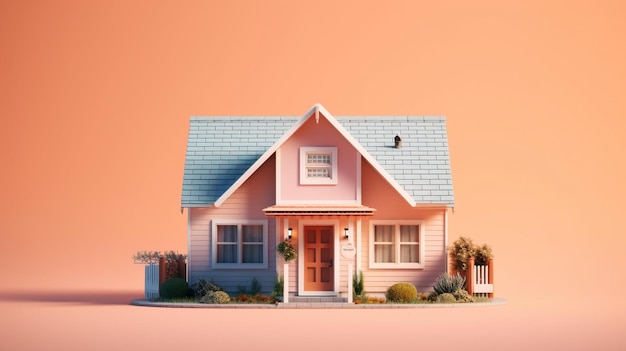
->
277, 240, 297, 262
132, 250, 161, 264
132, 250, 187, 264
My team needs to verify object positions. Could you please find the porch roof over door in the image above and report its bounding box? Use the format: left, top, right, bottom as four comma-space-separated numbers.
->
262, 205, 376, 216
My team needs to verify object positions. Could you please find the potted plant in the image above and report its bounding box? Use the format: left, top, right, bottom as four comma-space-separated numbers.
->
277, 240, 297, 262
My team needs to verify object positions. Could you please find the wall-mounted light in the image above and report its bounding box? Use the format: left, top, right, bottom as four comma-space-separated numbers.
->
344, 228, 349, 239
288, 228, 293, 240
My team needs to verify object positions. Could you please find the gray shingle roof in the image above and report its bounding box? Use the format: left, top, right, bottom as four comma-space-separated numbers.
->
181, 116, 454, 207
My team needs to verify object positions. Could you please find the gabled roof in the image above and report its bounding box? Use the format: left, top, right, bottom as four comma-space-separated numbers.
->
181, 104, 454, 208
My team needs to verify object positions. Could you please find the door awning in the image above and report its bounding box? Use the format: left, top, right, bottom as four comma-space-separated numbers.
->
263, 205, 376, 216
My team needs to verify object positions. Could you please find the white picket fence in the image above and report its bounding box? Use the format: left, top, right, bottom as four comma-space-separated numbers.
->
472, 264, 493, 294
145, 264, 160, 299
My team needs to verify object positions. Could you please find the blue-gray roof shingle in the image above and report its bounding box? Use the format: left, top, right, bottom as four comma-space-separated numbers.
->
181, 116, 454, 207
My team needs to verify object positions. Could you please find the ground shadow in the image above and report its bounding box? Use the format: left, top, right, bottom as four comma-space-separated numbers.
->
0, 290, 145, 306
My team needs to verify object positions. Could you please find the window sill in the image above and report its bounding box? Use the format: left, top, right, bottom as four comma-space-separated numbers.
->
212, 263, 269, 270
369, 263, 425, 269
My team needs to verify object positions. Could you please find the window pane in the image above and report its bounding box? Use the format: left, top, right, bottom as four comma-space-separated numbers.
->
400, 225, 419, 242
400, 244, 419, 263
375, 244, 394, 263
242, 225, 263, 242
242, 244, 262, 263
307, 153, 331, 165
374, 225, 394, 242
217, 244, 237, 263
307, 167, 331, 178
217, 225, 237, 242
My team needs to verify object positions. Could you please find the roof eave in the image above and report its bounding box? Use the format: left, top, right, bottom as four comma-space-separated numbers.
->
412, 203, 454, 209
181, 203, 214, 208
212, 104, 321, 207
316, 105, 417, 207
210, 103, 447, 208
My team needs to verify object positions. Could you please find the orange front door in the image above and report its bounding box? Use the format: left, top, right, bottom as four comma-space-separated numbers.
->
303, 226, 334, 292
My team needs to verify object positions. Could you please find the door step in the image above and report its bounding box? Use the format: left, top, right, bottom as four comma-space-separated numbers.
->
289, 296, 347, 303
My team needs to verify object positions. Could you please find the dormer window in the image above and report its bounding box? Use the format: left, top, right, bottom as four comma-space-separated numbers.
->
299, 147, 338, 185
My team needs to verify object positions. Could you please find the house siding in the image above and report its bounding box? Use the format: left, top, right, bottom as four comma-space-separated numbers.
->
278, 114, 359, 204
359, 213, 446, 294
189, 156, 449, 297
360, 158, 447, 294
188, 155, 278, 294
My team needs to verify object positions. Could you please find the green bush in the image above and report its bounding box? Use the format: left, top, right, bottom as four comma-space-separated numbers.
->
433, 272, 466, 295
437, 293, 456, 303
249, 277, 262, 295
353, 270, 364, 299
237, 277, 262, 296
385, 282, 417, 303
200, 291, 230, 304
159, 278, 189, 299
272, 273, 284, 298
453, 288, 475, 303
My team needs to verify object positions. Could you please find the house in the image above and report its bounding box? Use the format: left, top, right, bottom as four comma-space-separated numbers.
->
181, 104, 454, 299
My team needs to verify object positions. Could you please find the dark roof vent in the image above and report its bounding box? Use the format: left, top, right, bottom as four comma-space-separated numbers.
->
394, 135, 402, 149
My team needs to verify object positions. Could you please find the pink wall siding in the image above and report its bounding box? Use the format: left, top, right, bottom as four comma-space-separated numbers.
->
278, 115, 358, 203
360, 158, 448, 294
188, 134, 450, 297
188, 155, 278, 293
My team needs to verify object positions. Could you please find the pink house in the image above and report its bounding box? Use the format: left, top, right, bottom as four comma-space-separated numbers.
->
181, 104, 454, 300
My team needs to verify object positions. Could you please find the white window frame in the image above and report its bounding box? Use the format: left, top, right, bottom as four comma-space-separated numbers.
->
369, 220, 425, 269
299, 147, 338, 185
211, 219, 268, 269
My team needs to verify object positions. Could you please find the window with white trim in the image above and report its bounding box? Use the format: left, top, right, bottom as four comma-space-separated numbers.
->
211, 220, 268, 269
299, 147, 338, 185
369, 220, 425, 269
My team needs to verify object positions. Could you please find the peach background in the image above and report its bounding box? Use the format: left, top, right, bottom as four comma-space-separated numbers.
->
1, 1, 625, 350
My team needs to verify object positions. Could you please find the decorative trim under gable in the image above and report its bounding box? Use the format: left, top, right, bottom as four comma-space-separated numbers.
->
263, 205, 376, 216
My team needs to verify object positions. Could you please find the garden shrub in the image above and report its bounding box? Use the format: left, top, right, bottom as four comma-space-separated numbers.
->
437, 293, 456, 303
231, 293, 275, 304
237, 277, 262, 296
272, 273, 284, 298
353, 270, 364, 300
163, 251, 186, 280
385, 282, 417, 303
433, 272, 465, 295
427, 291, 439, 302
474, 244, 493, 265
354, 294, 370, 304
159, 277, 189, 299
200, 291, 230, 304
190, 278, 223, 297
453, 288, 475, 303
249, 277, 262, 295
366, 296, 385, 304
450, 236, 476, 272
449, 237, 493, 272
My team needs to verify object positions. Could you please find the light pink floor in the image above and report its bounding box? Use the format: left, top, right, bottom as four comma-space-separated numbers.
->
1, 290, 624, 351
